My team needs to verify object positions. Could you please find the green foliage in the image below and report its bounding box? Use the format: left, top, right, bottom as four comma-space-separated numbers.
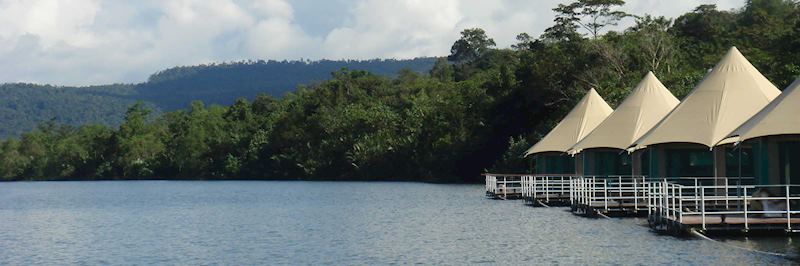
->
2, 1, 800, 182
552, 0, 630, 38
489, 136, 532, 174
116, 102, 167, 178
448, 28, 496, 64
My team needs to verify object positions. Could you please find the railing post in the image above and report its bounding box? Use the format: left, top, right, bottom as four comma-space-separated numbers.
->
593, 176, 597, 207
648, 181, 652, 214
575, 178, 579, 205
724, 178, 729, 209
670, 184, 674, 219
646, 181, 651, 215
701, 187, 706, 230
545, 176, 550, 202
787, 185, 792, 230
604, 179, 609, 211
678, 185, 683, 223
583, 178, 587, 205
582, 178, 586, 205
694, 178, 699, 208
663, 180, 669, 219
634, 178, 639, 211
569, 179, 573, 204
503, 176, 507, 199
584, 178, 588, 205
743, 187, 748, 230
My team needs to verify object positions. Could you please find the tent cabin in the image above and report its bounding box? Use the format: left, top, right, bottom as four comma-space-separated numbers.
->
724, 77, 800, 186
568, 72, 679, 177
524, 88, 613, 175
630, 47, 780, 183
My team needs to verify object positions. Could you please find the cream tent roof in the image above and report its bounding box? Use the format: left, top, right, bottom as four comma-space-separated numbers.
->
630, 47, 780, 150
568, 72, 679, 154
524, 88, 613, 156
725, 77, 800, 143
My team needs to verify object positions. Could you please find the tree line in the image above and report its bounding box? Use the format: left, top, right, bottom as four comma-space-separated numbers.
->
1, 0, 798, 182
0, 58, 436, 138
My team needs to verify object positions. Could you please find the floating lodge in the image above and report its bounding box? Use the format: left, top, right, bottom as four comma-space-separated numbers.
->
485, 47, 800, 235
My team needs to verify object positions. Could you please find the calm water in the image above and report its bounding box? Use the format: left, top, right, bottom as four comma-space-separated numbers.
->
0, 181, 796, 265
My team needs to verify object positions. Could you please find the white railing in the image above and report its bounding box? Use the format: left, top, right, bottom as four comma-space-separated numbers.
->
570, 176, 650, 212
648, 179, 800, 230
483, 174, 523, 199
485, 175, 496, 193
521, 175, 577, 203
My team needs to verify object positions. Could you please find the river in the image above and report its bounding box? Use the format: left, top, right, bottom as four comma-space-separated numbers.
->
0, 181, 795, 265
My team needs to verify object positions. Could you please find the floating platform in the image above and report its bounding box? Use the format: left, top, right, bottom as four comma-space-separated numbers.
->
521, 175, 576, 206
570, 176, 650, 217
484, 174, 523, 200
648, 181, 800, 235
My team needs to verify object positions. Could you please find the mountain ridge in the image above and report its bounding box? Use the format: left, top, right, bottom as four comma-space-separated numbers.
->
0, 57, 438, 137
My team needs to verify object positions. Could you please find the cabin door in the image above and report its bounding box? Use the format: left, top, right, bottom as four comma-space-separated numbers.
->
779, 141, 800, 185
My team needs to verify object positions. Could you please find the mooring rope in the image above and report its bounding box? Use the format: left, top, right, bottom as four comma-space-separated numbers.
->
536, 200, 551, 208
596, 211, 612, 220
689, 229, 794, 259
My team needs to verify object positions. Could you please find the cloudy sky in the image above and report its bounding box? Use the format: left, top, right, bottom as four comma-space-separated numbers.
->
0, 0, 743, 86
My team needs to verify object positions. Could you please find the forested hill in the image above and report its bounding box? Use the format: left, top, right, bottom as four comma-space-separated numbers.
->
138, 59, 437, 110
0, 58, 436, 137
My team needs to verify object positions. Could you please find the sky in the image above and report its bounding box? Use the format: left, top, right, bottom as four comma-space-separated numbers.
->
0, 0, 744, 86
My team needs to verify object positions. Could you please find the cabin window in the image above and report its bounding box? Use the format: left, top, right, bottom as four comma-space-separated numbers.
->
666, 148, 713, 177
725, 147, 754, 180
593, 151, 631, 176
536, 154, 575, 175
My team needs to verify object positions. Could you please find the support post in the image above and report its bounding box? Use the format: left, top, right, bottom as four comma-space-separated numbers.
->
743, 187, 748, 230
701, 187, 706, 230
787, 185, 792, 230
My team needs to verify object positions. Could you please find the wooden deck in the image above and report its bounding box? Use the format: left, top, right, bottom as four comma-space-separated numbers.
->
667, 215, 800, 225
533, 193, 570, 199
588, 201, 647, 208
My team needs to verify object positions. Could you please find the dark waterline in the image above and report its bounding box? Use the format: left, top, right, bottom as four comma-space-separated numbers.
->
0, 181, 796, 265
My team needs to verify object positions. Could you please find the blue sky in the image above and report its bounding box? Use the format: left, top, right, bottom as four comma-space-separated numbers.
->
0, 0, 743, 86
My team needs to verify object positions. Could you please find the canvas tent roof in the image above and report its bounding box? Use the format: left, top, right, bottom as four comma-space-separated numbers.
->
568, 72, 679, 154
524, 88, 613, 156
725, 77, 800, 143
630, 47, 780, 150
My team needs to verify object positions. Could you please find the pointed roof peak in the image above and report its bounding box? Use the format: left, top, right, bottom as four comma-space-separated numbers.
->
569, 72, 678, 153
716, 46, 751, 68
631, 46, 780, 149
641, 71, 658, 82
524, 89, 613, 156
726, 76, 800, 143
633, 71, 664, 91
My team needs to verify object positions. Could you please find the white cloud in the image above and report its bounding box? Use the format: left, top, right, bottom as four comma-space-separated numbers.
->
248, 0, 294, 19
246, 18, 320, 59
0, 0, 748, 85
322, 0, 462, 59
